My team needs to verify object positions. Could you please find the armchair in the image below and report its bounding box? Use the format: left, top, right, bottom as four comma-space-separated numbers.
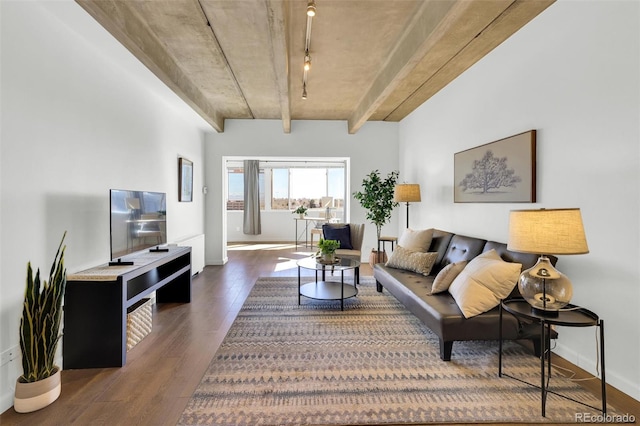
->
322, 223, 364, 283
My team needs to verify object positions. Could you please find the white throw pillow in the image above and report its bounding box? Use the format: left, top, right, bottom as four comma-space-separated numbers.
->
386, 246, 438, 276
430, 260, 467, 294
448, 250, 522, 318
397, 228, 434, 252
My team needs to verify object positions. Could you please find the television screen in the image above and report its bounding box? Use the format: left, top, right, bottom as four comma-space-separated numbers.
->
110, 189, 167, 260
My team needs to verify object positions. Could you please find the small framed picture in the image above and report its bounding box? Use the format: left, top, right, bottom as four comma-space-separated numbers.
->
178, 157, 193, 202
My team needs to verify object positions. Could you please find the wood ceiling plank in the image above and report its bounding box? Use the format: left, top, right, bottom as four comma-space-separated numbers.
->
384, 0, 556, 121
76, 0, 227, 132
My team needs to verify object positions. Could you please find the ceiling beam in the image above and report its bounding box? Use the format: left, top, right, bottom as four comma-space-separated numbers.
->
195, 0, 254, 120
75, 0, 226, 132
347, 0, 458, 134
385, 0, 556, 121
266, 0, 291, 134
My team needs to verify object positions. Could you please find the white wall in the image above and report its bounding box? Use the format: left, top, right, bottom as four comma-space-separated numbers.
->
399, 0, 639, 400
0, 1, 209, 412
204, 120, 399, 264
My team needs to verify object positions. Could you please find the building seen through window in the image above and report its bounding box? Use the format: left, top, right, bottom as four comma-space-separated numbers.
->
226, 163, 345, 220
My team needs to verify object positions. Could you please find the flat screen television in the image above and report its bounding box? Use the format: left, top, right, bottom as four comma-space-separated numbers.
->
110, 189, 167, 260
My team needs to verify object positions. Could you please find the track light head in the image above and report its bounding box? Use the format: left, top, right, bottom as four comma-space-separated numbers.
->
304, 54, 311, 71
306, 1, 316, 17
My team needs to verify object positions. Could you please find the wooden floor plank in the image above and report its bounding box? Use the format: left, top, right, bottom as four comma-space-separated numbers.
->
1, 243, 637, 425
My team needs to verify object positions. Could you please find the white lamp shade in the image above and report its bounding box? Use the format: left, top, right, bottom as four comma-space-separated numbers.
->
507, 208, 589, 255
394, 184, 421, 203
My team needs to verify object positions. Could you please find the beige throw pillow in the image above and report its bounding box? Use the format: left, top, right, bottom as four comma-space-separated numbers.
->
430, 260, 467, 294
448, 250, 522, 318
386, 246, 438, 276
397, 228, 434, 252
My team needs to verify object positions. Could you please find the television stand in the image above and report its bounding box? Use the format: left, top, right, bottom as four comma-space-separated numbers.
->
149, 245, 169, 252
63, 246, 191, 369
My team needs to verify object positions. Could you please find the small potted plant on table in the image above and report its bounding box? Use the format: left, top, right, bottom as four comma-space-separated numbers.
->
316, 239, 340, 264
293, 205, 308, 219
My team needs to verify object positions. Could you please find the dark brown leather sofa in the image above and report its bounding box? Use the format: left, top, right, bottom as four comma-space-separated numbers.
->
374, 229, 556, 361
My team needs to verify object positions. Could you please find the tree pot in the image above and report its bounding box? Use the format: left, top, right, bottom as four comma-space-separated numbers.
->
14, 367, 61, 413
369, 249, 387, 268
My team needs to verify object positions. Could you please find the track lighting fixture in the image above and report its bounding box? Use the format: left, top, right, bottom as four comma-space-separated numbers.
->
304, 52, 311, 71
302, 1, 316, 99
306, 1, 316, 17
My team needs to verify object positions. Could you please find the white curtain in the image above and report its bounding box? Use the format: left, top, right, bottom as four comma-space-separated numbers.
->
243, 160, 261, 235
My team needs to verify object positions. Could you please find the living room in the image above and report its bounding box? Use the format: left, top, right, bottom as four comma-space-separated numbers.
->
1, 0, 638, 422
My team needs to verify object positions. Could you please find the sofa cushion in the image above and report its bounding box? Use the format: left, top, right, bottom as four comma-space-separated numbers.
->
386, 246, 438, 276
374, 264, 522, 342
440, 234, 487, 270
335, 248, 361, 261
322, 224, 352, 249
430, 260, 467, 294
398, 228, 433, 252
448, 249, 522, 318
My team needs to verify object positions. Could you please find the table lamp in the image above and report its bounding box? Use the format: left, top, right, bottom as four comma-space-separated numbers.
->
507, 208, 589, 316
394, 184, 421, 228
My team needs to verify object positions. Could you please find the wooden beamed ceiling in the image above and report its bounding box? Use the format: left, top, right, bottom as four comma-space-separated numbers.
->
76, 0, 555, 134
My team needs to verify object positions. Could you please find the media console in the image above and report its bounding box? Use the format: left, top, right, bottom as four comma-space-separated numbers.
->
63, 246, 191, 369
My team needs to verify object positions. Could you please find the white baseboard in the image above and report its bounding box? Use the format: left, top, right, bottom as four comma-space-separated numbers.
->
554, 343, 639, 401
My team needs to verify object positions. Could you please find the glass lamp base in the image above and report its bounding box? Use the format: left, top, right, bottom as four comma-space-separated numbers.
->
518, 256, 573, 314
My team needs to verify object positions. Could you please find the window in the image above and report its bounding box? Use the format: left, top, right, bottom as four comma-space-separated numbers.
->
271, 168, 289, 210
226, 161, 346, 217
226, 167, 265, 210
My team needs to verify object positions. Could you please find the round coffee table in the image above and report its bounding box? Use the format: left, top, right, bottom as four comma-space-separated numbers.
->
297, 257, 360, 310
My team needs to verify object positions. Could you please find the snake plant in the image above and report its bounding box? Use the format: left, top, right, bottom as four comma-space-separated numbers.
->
19, 232, 67, 382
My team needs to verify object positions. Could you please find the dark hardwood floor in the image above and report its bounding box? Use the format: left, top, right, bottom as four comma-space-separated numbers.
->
1, 243, 637, 425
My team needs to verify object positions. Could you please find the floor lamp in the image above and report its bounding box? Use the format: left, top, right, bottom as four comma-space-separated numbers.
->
394, 184, 421, 228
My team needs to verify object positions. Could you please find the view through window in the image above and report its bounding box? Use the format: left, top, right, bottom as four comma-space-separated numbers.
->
227, 161, 346, 219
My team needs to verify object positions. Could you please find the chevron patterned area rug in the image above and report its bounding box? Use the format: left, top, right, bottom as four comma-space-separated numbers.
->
179, 276, 609, 425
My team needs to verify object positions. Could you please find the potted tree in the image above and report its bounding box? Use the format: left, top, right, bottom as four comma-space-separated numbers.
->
316, 239, 340, 263
353, 170, 399, 265
292, 205, 308, 219
14, 233, 67, 413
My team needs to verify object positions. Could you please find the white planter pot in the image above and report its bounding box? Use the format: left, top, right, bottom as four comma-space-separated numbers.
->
14, 367, 61, 413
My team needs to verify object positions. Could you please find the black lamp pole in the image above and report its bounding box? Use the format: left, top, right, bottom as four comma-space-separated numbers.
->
405, 202, 410, 228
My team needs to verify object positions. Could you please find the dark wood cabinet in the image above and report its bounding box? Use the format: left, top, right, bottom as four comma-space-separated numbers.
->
63, 247, 191, 369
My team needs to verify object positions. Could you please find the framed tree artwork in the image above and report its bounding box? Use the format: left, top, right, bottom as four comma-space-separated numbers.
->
454, 130, 536, 203
178, 157, 193, 202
